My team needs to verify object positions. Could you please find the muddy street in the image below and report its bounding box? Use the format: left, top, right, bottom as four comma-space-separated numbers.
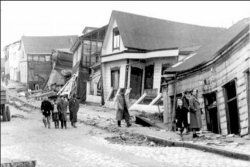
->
1, 105, 249, 167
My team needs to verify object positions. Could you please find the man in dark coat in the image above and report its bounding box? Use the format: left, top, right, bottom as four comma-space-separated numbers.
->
57, 95, 68, 129
41, 96, 53, 129
115, 88, 131, 127
69, 94, 79, 128
189, 89, 202, 138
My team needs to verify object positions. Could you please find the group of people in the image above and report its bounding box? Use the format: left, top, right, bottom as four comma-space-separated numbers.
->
40, 94, 79, 129
175, 89, 202, 138
40, 87, 201, 137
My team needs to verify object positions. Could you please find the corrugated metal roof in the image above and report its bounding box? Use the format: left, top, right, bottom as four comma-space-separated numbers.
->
166, 18, 250, 73
22, 35, 78, 54
112, 10, 226, 51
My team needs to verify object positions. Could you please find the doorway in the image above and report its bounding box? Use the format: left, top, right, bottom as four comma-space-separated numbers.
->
130, 66, 143, 99
144, 64, 154, 90
224, 80, 240, 134
204, 92, 220, 134
110, 68, 120, 100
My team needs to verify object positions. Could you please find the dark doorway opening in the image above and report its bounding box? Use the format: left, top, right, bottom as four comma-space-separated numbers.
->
130, 66, 143, 99
246, 70, 250, 134
144, 64, 154, 90
224, 80, 240, 134
204, 92, 220, 134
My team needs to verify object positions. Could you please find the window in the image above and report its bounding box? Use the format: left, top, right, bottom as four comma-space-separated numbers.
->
28, 55, 32, 61
39, 56, 45, 62
33, 55, 39, 61
113, 28, 120, 50
45, 55, 51, 61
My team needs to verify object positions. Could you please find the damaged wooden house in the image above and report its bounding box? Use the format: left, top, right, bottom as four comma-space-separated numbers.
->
45, 49, 74, 92
162, 18, 250, 136
18, 35, 78, 90
101, 10, 225, 113
58, 26, 107, 104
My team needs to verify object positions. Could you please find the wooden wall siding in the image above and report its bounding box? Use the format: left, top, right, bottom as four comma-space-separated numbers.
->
102, 59, 127, 101
166, 41, 250, 135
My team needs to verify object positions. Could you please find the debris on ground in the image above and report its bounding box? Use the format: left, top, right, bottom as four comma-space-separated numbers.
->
11, 114, 25, 119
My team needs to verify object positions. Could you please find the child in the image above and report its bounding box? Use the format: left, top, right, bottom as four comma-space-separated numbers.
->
175, 98, 189, 135
52, 98, 60, 129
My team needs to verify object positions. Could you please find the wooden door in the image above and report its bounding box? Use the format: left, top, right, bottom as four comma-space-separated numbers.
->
130, 66, 143, 99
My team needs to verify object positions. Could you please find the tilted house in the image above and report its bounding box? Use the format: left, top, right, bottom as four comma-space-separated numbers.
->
3, 41, 21, 82
101, 10, 226, 112
163, 18, 250, 136
19, 35, 77, 90
58, 26, 107, 103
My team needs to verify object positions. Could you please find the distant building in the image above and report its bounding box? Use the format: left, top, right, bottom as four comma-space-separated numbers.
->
19, 35, 77, 90
3, 41, 21, 81
101, 10, 225, 112
163, 18, 250, 136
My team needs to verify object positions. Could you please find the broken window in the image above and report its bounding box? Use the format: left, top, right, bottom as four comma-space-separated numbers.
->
113, 28, 120, 50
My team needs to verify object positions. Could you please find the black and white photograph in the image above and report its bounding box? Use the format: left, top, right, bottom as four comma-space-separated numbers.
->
1, 1, 250, 166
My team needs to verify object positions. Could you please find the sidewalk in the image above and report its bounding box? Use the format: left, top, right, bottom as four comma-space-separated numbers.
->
9, 89, 250, 161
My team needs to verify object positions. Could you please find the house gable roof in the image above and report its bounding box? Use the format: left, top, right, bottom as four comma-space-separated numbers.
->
111, 10, 226, 51
22, 35, 78, 54
166, 18, 250, 73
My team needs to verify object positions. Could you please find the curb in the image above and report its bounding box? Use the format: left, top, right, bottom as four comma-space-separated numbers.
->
145, 135, 250, 161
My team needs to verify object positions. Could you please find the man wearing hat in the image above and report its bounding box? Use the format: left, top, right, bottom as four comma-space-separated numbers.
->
115, 88, 131, 127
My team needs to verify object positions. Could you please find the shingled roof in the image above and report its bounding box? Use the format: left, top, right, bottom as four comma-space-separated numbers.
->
166, 18, 250, 73
112, 10, 226, 51
22, 35, 78, 54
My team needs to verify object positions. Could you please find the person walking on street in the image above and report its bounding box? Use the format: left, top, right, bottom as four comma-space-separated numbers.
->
115, 88, 131, 127
52, 97, 60, 129
175, 98, 189, 135
69, 94, 79, 128
189, 89, 202, 138
57, 95, 69, 129
41, 96, 53, 129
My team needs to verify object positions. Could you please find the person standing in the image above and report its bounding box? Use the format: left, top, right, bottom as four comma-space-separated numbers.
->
175, 98, 189, 135
69, 94, 79, 128
52, 97, 60, 129
115, 88, 131, 127
182, 90, 191, 132
189, 89, 202, 138
41, 96, 53, 129
57, 95, 69, 129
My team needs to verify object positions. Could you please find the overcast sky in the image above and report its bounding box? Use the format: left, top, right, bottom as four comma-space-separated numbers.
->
1, 1, 250, 57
